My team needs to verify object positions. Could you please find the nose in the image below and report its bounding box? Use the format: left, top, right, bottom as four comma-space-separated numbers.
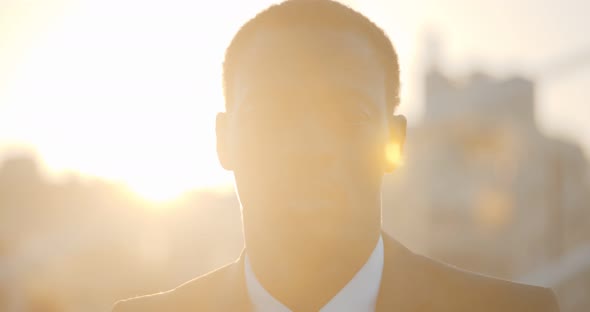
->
280, 112, 338, 172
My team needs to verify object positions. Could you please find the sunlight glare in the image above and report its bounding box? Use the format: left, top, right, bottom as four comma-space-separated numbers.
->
386, 142, 404, 167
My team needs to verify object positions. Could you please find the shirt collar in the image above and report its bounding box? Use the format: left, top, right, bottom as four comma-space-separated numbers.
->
244, 235, 384, 312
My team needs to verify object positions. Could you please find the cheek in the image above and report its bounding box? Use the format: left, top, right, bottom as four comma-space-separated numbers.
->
337, 134, 387, 189
228, 121, 265, 164
354, 125, 389, 171
229, 126, 282, 186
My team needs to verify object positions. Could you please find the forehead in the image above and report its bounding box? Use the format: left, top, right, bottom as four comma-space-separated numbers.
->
230, 27, 386, 111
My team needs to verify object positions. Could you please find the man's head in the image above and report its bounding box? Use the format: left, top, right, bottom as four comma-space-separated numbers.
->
216, 0, 406, 248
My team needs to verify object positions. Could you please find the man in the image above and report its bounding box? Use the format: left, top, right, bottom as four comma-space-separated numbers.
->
113, 0, 560, 311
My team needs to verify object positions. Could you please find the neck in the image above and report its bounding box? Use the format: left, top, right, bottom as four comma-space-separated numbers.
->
244, 222, 381, 311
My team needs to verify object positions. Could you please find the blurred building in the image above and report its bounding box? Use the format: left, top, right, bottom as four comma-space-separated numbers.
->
0, 155, 244, 312
382, 68, 590, 312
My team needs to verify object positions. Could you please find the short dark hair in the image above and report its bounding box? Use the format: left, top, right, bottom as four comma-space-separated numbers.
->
222, 0, 400, 113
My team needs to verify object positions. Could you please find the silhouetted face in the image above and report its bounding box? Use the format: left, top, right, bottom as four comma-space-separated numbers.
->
220, 26, 391, 246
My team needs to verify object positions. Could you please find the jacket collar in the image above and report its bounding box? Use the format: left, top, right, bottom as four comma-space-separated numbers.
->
232, 231, 425, 312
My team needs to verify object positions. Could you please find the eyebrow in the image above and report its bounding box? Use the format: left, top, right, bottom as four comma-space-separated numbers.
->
329, 88, 381, 114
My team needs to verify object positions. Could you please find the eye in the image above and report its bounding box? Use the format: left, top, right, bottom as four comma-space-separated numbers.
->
338, 103, 372, 125
353, 110, 372, 123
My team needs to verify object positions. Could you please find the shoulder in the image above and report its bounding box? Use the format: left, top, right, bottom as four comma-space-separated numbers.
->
415, 254, 560, 311
111, 260, 243, 312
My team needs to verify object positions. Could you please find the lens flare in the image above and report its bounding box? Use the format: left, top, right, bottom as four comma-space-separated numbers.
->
385, 142, 403, 167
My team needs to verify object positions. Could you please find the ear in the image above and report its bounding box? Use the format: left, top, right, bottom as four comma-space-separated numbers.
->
384, 114, 407, 173
216, 112, 233, 171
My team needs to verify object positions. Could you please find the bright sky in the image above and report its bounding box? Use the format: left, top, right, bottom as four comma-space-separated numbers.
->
0, 0, 589, 201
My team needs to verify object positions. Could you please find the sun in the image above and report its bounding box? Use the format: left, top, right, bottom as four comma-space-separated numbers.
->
0, 0, 245, 204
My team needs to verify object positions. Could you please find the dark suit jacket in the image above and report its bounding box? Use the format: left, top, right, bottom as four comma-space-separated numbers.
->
113, 233, 560, 311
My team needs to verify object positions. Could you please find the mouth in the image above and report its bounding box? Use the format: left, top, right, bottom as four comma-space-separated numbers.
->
279, 184, 344, 213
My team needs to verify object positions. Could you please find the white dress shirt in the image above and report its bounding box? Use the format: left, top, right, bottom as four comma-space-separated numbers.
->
244, 235, 384, 312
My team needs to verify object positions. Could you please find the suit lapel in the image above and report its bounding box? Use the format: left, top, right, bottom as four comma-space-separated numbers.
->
376, 233, 431, 312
